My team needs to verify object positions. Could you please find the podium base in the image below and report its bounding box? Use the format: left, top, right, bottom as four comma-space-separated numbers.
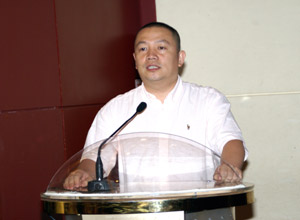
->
64, 208, 234, 220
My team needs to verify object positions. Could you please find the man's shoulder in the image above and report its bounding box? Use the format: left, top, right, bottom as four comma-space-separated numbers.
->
113, 86, 141, 100
181, 80, 223, 96
102, 86, 143, 110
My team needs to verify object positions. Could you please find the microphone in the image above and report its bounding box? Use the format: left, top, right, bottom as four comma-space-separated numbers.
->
88, 102, 147, 192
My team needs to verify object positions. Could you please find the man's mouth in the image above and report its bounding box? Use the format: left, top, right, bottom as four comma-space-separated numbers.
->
146, 65, 160, 70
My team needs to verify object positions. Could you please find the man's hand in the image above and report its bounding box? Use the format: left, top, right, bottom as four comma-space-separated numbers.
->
63, 159, 96, 190
213, 163, 242, 183
214, 140, 245, 183
63, 169, 93, 190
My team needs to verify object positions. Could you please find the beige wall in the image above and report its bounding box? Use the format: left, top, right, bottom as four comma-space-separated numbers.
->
156, 0, 300, 219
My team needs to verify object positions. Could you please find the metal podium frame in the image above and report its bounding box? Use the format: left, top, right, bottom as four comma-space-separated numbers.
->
41, 182, 254, 215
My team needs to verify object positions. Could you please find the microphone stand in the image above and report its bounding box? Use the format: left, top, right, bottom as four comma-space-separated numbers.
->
88, 102, 147, 192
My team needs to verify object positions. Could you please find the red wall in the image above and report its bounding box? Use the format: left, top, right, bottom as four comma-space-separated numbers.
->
0, 0, 156, 219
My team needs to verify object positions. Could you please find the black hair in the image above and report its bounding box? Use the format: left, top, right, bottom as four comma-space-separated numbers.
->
135, 22, 181, 52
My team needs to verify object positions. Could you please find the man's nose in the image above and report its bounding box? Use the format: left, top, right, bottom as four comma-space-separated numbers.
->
146, 48, 158, 60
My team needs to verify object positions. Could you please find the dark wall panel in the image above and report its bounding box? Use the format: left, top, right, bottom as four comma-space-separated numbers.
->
55, 0, 139, 106
138, 0, 157, 26
0, 0, 156, 219
63, 105, 103, 158
0, 109, 64, 220
0, 0, 61, 111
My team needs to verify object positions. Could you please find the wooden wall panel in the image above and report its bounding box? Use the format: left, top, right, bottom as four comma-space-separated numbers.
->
63, 105, 103, 158
0, 109, 64, 220
0, 0, 60, 111
0, 0, 156, 219
55, 0, 139, 106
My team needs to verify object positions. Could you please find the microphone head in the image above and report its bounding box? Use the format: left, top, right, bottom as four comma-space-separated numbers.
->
136, 102, 147, 113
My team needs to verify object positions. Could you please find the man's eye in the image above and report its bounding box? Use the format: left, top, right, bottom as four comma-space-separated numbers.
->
158, 46, 166, 50
139, 47, 147, 51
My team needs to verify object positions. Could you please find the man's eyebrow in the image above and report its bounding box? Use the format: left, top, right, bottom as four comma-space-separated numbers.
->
135, 41, 147, 48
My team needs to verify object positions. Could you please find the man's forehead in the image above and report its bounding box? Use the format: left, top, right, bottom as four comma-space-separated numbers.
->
137, 26, 172, 38
135, 27, 174, 45
136, 39, 170, 46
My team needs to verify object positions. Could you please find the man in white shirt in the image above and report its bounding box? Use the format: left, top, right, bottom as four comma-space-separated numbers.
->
63, 22, 247, 190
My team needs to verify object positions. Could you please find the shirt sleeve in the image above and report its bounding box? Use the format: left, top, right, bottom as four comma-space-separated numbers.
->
81, 107, 118, 176
205, 89, 248, 160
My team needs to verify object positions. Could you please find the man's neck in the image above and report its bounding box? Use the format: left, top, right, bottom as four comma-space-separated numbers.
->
144, 78, 178, 103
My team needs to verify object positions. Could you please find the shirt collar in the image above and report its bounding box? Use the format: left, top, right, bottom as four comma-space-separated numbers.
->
141, 76, 183, 103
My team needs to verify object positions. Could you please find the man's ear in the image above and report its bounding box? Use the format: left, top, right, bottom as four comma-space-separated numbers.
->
178, 50, 186, 67
133, 53, 137, 69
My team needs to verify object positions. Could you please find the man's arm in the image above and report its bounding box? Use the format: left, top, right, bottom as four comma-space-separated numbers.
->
213, 139, 245, 182
63, 159, 96, 190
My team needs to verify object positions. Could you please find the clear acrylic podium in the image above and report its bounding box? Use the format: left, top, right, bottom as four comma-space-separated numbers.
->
41, 132, 254, 220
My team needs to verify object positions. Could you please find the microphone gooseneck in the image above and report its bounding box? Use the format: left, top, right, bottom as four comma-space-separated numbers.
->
88, 102, 147, 192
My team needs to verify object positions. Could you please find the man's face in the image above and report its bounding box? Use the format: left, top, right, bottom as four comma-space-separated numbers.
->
133, 27, 185, 88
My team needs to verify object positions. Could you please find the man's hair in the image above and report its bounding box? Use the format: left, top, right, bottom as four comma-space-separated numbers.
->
135, 22, 181, 52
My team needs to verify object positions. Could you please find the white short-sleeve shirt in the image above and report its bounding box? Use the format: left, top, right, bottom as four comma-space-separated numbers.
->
83, 76, 247, 162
